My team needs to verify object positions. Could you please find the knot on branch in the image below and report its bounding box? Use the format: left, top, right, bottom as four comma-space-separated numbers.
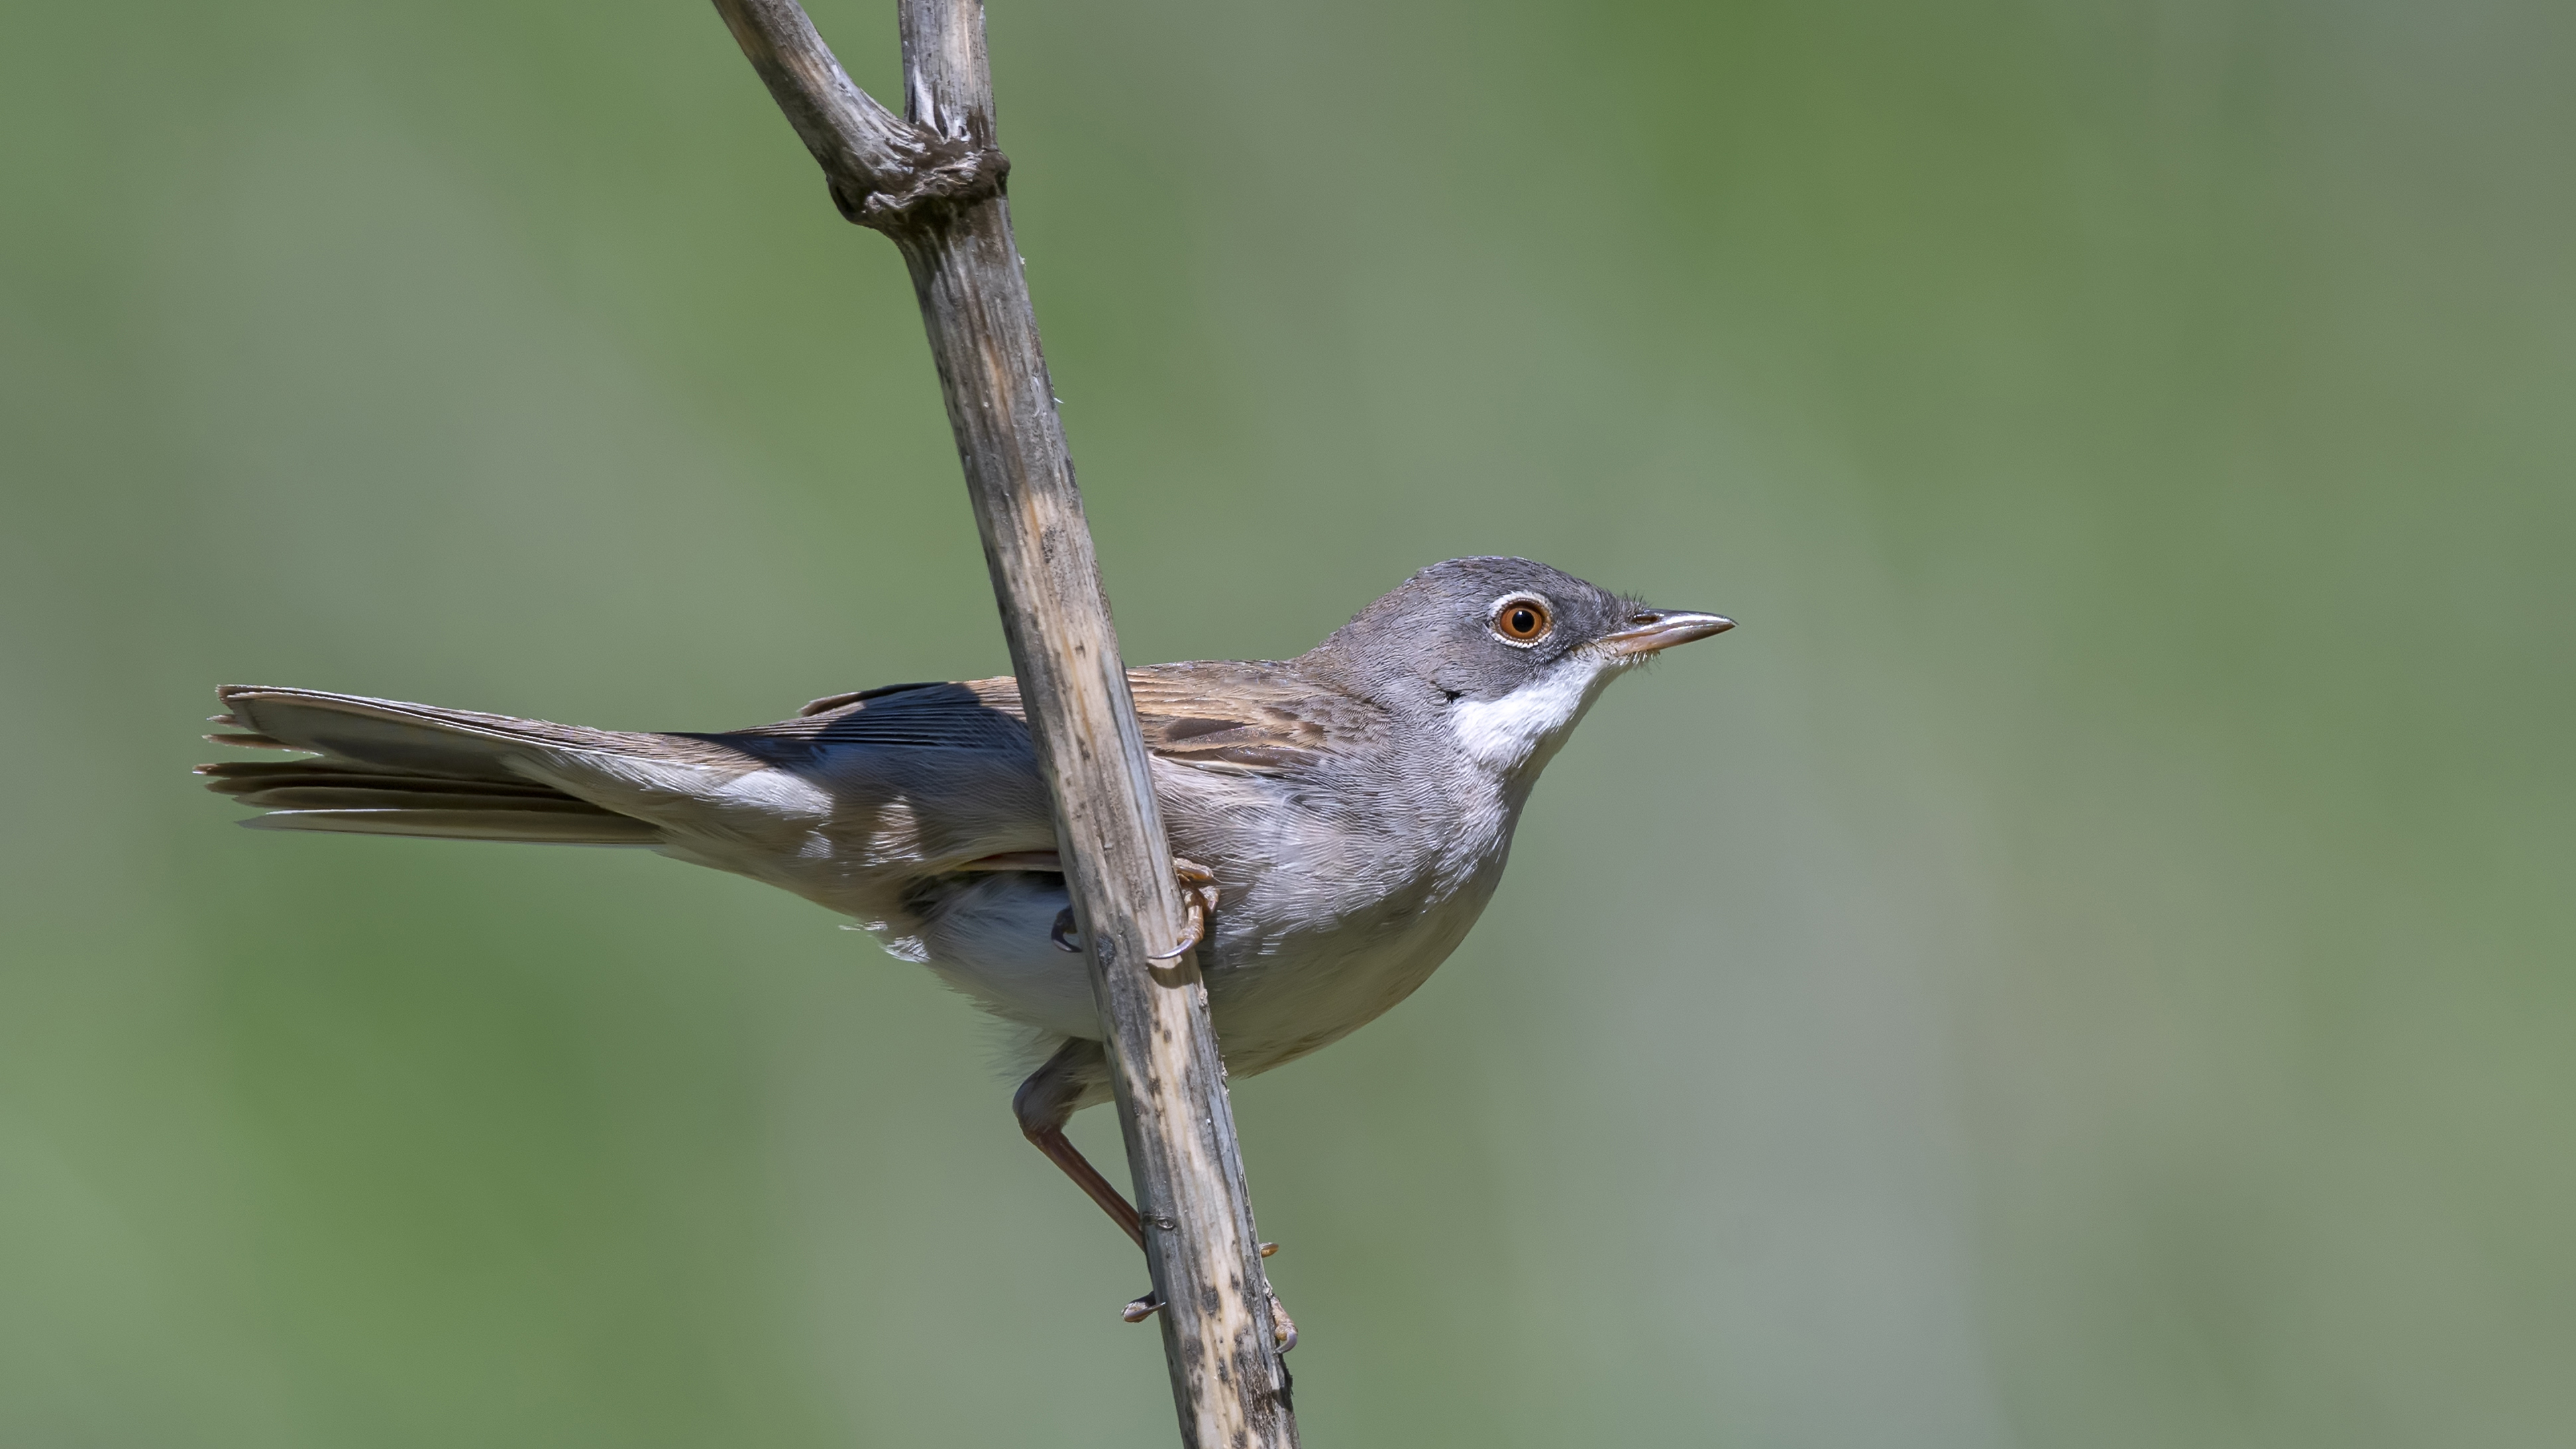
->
830, 144, 1010, 231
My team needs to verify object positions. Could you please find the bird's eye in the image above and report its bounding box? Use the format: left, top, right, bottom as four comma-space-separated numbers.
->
1492, 597, 1552, 643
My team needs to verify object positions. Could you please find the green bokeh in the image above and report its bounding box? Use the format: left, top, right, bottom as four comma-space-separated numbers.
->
4, 0, 2570, 1444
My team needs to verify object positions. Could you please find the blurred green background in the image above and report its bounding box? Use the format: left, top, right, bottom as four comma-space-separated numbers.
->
4, 0, 2571, 1443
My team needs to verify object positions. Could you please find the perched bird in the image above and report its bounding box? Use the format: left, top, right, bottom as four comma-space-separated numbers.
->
200, 555, 1731, 1323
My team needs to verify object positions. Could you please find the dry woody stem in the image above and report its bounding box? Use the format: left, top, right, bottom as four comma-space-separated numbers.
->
710, 1, 1297, 1444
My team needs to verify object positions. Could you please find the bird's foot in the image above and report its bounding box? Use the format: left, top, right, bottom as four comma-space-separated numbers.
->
1146, 859, 1220, 963
1118, 1246, 1296, 1353
1267, 1287, 1298, 1354
1059, 861, 1217, 961
1256, 1239, 1295, 1352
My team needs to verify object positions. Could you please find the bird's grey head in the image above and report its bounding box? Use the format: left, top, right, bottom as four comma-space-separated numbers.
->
1303, 557, 1733, 777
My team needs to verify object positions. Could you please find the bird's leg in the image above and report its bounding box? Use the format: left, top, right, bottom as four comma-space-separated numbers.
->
1012, 1035, 1298, 1351
1030, 1126, 1145, 1246
1014, 1038, 1143, 1246
1014, 1045, 1171, 1323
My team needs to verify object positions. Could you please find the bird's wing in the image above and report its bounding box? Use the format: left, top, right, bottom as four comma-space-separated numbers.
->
1124, 662, 1378, 776
741, 663, 1378, 779
713, 678, 1041, 761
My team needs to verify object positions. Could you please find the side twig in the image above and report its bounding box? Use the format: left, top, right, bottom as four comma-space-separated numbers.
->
710, 2, 1297, 1444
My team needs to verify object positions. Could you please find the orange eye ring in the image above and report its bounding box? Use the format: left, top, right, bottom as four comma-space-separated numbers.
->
1492, 597, 1552, 644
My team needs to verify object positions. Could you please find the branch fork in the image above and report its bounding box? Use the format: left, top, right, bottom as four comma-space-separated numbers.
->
716, 0, 1010, 231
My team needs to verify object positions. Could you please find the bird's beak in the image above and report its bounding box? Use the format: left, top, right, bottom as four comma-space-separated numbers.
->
1599, 609, 1735, 657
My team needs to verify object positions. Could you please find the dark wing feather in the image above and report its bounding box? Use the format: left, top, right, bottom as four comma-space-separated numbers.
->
698, 680, 1035, 765
796, 682, 952, 717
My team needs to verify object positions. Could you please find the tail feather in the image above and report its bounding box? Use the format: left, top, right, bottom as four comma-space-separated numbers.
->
201, 686, 669, 847
217, 686, 653, 782
199, 759, 572, 798
237, 808, 663, 844
211, 781, 616, 814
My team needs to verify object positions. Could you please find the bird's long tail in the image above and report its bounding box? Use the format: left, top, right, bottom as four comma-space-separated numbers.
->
199, 686, 663, 845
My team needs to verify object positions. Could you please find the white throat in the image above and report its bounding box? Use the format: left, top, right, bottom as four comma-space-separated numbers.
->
1446, 657, 1618, 777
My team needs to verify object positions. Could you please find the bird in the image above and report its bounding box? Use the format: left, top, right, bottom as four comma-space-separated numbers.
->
199, 555, 1731, 1335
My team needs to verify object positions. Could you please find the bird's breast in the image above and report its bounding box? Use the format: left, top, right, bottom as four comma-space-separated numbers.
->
1169, 769, 1522, 1075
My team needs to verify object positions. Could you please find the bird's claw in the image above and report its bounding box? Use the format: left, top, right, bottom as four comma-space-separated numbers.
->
1146, 859, 1220, 964
1118, 1283, 1297, 1354
1257, 1240, 1293, 1351
1059, 861, 1216, 962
